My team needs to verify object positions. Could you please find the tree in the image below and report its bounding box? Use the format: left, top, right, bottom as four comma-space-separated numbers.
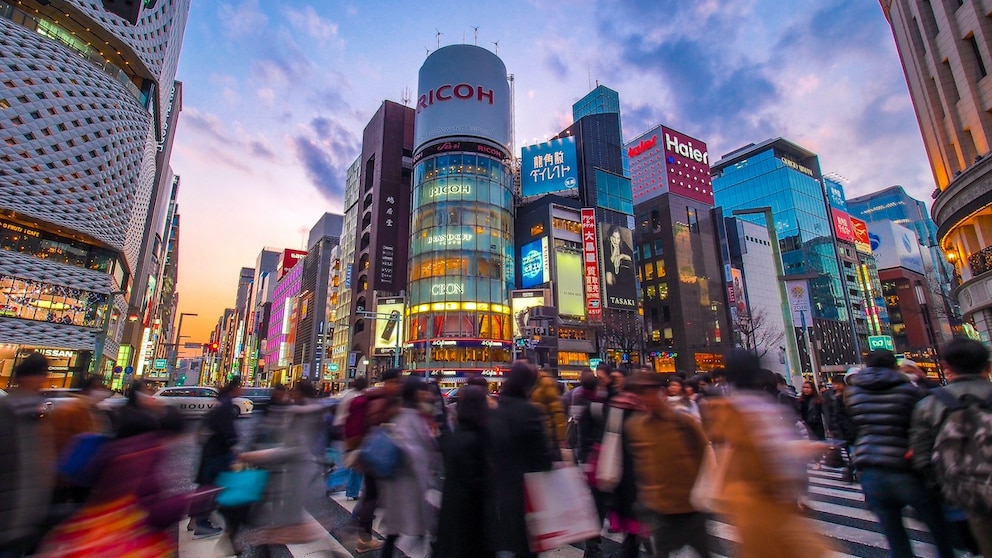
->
598, 310, 644, 369
734, 307, 785, 360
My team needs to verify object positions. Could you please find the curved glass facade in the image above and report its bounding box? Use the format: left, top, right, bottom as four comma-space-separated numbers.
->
407, 150, 515, 371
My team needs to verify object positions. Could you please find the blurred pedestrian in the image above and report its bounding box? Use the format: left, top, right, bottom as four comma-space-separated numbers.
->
823, 376, 856, 482
38, 394, 196, 557
571, 368, 609, 557
847, 350, 954, 558
626, 371, 712, 558
435, 385, 491, 558
530, 363, 566, 455
334, 377, 368, 500
666, 376, 700, 420
49, 375, 112, 508
0, 353, 56, 558
378, 376, 442, 557
702, 350, 835, 558
487, 361, 554, 558
604, 377, 650, 558
910, 338, 992, 557
191, 376, 243, 539
901, 359, 941, 391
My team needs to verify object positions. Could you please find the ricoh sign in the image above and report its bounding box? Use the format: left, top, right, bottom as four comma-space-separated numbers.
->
414, 44, 511, 150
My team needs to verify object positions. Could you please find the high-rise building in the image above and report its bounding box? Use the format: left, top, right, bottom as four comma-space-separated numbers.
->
880, 1, 992, 341
295, 213, 342, 383
331, 157, 361, 378
627, 124, 731, 373
348, 101, 414, 377
406, 45, 516, 380
262, 254, 304, 384
572, 85, 629, 177
0, 1, 191, 387
712, 139, 859, 379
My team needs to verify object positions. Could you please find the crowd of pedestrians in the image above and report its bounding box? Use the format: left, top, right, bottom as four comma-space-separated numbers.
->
1, 335, 992, 558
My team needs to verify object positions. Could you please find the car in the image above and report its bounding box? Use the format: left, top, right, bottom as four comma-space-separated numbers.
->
152, 386, 253, 418
39, 388, 84, 410
0, 388, 7, 397
239, 387, 274, 411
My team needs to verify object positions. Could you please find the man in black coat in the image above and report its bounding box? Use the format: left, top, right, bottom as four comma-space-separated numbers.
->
846, 351, 954, 558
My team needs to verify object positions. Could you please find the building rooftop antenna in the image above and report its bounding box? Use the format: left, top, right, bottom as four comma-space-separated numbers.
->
823, 172, 850, 184
401, 87, 412, 106
472, 26, 479, 45
492, 40, 499, 55
424, 45, 430, 57
435, 28, 442, 49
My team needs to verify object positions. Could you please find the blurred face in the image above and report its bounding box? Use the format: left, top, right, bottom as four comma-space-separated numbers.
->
802, 382, 814, 396
611, 372, 625, 390
639, 386, 665, 411
685, 385, 697, 397
667, 381, 683, 396
596, 369, 611, 388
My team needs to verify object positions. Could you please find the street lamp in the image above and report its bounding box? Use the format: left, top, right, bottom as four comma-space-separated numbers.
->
168, 312, 197, 386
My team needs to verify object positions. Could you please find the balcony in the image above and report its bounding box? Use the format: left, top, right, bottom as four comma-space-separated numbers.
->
968, 245, 992, 277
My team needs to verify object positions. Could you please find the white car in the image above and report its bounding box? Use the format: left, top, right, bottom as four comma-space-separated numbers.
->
152, 386, 253, 418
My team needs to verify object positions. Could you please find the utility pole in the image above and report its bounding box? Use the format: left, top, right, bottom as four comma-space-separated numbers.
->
168, 312, 197, 386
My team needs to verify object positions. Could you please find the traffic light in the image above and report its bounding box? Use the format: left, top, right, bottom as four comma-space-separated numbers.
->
208, 342, 219, 353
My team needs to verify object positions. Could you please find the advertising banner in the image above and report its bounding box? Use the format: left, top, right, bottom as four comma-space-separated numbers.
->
851, 217, 872, 254
832, 209, 856, 243
555, 251, 586, 319
868, 221, 925, 274
728, 267, 747, 318
415, 45, 511, 149
373, 298, 405, 356
521, 136, 578, 197
511, 289, 547, 338
660, 126, 714, 205
785, 279, 812, 325
599, 223, 638, 310
826, 180, 847, 210
580, 209, 602, 322
278, 249, 307, 279
520, 237, 550, 288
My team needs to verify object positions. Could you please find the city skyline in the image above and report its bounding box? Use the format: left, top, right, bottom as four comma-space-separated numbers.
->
173, 0, 931, 343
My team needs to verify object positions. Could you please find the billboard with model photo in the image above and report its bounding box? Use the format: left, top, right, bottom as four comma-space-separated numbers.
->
599, 223, 638, 310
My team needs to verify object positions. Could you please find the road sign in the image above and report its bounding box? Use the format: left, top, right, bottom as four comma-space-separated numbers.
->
867, 335, 894, 351
184, 342, 202, 349
154, 358, 168, 370
328, 363, 339, 372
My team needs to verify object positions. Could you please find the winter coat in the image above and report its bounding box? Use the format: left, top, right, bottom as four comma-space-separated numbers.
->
823, 390, 855, 443
486, 396, 554, 555
435, 423, 490, 558
196, 396, 239, 485
625, 402, 707, 515
799, 397, 826, 440
0, 392, 55, 547
379, 408, 441, 537
845, 367, 924, 471
910, 375, 992, 482
530, 371, 566, 446
605, 394, 643, 531
569, 387, 607, 464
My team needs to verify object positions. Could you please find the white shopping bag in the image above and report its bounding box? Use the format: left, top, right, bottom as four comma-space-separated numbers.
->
524, 465, 602, 552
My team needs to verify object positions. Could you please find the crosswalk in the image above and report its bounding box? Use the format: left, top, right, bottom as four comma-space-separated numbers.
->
177, 466, 947, 557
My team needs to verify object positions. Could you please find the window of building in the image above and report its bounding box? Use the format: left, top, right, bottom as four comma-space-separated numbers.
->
968, 34, 988, 78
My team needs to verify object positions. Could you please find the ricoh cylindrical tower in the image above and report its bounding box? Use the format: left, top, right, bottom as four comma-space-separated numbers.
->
406, 45, 514, 380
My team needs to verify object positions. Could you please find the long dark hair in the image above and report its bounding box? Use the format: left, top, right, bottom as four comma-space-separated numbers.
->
501, 361, 537, 399
456, 386, 489, 430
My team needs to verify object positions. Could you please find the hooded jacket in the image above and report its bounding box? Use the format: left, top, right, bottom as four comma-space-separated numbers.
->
845, 367, 924, 471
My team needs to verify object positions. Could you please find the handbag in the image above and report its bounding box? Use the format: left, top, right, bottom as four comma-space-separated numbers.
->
823, 440, 845, 469
58, 433, 110, 486
689, 444, 731, 513
215, 468, 270, 507
360, 425, 401, 479
524, 466, 602, 552
595, 407, 624, 491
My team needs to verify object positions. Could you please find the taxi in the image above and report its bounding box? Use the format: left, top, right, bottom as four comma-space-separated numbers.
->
152, 386, 253, 418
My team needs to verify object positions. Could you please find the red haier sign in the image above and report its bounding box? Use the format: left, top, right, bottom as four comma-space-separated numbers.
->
661, 126, 714, 205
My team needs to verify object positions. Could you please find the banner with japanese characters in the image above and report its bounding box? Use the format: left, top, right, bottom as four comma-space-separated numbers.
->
581, 208, 602, 322
521, 136, 579, 197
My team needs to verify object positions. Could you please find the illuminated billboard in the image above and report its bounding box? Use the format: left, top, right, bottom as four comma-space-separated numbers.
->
556, 251, 585, 319
511, 290, 547, 338
580, 209, 602, 321
278, 249, 307, 279
826, 180, 847, 210
832, 209, 856, 243
599, 223, 638, 310
373, 297, 405, 355
869, 220, 925, 274
728, 267, 747, 319
627, 125, 714, 204
521, 136, 579, 197
850, 217, 872, 254
414, 44, 511, 150
520, 237, 550, 288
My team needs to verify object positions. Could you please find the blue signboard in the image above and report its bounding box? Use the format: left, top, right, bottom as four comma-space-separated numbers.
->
520, 237, 550, 288
826, 179, 847, 210
521, 136, 579, 197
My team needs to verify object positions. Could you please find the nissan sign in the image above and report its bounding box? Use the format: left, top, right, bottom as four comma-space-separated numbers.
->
415, 45, 511, 150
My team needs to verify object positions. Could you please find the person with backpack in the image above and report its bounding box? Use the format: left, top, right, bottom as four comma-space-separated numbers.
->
847, 350, 955, 558
910, 337, 992, 558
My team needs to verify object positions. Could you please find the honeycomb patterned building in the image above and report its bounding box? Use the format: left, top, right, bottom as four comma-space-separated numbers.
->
0, 0, 189, 387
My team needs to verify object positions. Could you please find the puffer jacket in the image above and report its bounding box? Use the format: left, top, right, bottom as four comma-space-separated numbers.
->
845, 367, 924, 471
909, 375, 992, 482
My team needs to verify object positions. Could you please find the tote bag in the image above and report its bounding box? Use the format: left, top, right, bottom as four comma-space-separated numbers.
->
689, 444, 731, 513
524, 466, 602, 552
216, 468, 270, 507
594, 407, 624, 491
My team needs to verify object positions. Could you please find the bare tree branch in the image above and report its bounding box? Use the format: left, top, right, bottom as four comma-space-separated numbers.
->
733, 307, 785, 359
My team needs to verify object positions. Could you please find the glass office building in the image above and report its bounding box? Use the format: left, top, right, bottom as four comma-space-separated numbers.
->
712, 138, 858, 370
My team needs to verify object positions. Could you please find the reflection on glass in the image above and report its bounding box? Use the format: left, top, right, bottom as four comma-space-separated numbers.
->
0, 274, 106, 327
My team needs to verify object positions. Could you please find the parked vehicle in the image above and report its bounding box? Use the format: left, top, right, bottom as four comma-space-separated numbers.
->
152, 386, 253, 418
239, 387, 274, 412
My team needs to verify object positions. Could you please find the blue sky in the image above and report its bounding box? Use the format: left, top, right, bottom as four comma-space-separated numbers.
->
171, 0, 930, 342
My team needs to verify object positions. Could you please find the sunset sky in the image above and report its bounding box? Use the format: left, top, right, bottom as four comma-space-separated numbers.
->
170, 0, 930, 343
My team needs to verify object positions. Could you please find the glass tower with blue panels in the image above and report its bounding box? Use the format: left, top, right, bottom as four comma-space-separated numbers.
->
712, 138, 858, 369
572, 85, 629, 178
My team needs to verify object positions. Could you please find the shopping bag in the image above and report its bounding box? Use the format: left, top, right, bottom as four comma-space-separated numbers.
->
215, 468, 270, 507
689, 444, 730, 513
524, 466, 602, 552
823, 440, 845, 469
360, 425, 401, 479
37, 495, 173, 557
595, 408, 623, 491
326, 466, 352, 492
